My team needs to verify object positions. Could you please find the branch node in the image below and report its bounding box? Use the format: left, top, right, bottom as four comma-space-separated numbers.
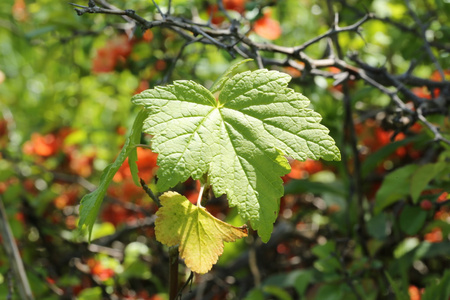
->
74, 8, 85, 16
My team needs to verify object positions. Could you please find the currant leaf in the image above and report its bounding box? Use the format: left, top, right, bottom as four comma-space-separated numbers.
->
155, 192, 248, 274
132, 69, 340, 241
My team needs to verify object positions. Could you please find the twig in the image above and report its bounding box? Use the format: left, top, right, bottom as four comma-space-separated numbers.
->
326, 2, 369, 257
248, 240, 261, 287
167, 0, 172, 16
417, 107, 450, 146
293, 13, 372, 53
160, 40, 191, 84
7, 270, 13, 300
140, 178, 161, 207
92, 215, 156, 246
0, 196, 34, 300
404, 0, 445, 79
177, 272, 194, 299
151, 0, 165, 19
169, 246, 180, 300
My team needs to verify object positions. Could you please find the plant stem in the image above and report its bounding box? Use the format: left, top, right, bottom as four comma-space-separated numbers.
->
169, 246, 180, 300
0, 195, 34, 300
197, 183, 206, 207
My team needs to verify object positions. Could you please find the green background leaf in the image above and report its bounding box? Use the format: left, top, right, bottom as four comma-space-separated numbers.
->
374, 164, 419, 214
78, 110, 148, 239
399, 205, 427, 235
410, 163, 446, 203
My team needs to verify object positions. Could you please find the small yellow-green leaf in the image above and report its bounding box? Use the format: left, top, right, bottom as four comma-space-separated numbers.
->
155, 192, 248, 274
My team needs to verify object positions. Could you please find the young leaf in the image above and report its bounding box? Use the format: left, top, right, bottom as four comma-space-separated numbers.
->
78, 110, 148, 240
155, 191, 248, 274
132, 69, 340, 241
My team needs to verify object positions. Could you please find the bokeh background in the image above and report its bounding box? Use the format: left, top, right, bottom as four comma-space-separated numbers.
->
0, 0, 449, 299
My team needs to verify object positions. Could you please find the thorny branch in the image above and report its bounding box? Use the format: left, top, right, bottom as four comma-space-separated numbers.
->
71, 0, 449, 146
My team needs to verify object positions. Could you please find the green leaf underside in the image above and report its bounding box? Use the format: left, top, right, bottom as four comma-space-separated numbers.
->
132, 69, 340, 242
78, 110, 148, 240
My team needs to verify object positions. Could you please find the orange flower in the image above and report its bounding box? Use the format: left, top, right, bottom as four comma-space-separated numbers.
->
424, 227, 443, 243
12, 0, 28, 22
23, 133, 61, 157
155, 59, 167, 71
88, 259, 115, 281
92, 35, 133, 73
254, 11, 282, 40
284, 66, 302, 78
408, 285, 421, 300
114, 148, 158, 183
223, 0, 246, 13
285, 159, 323, 180
412, 87, 431, 99
437, 192, 448, 203
134, 80, 150, 95
142, 30, 154, 42
67, 150, 95, 177
92, 48, 116, 73
53, 187, 79, 209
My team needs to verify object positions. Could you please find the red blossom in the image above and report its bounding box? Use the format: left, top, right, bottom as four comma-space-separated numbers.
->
284, 159, 323, 182
135, 80, 150, 95
114, 147, 158, 183
223, 0, 246, 13
424, 227, 443, 243
408, 285, 422, 300
254, 11, 282, 40
420, 200, 432, 211
92, 35, 133, 73
142, 30, 154, 42
12, 0, 28, 22
88, 259, 115, 281
23, 132, 62, 157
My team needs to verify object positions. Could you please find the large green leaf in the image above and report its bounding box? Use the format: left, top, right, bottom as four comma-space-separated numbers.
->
374, 164, 419, 214
78, 110, 148, 240
399, 205, 427, 235
132, 69, 340, 241
410, 162, 446, 203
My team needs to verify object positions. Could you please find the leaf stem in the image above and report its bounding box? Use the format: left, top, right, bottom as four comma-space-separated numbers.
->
197, 182, 206, 207
140, 178, 161, 207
